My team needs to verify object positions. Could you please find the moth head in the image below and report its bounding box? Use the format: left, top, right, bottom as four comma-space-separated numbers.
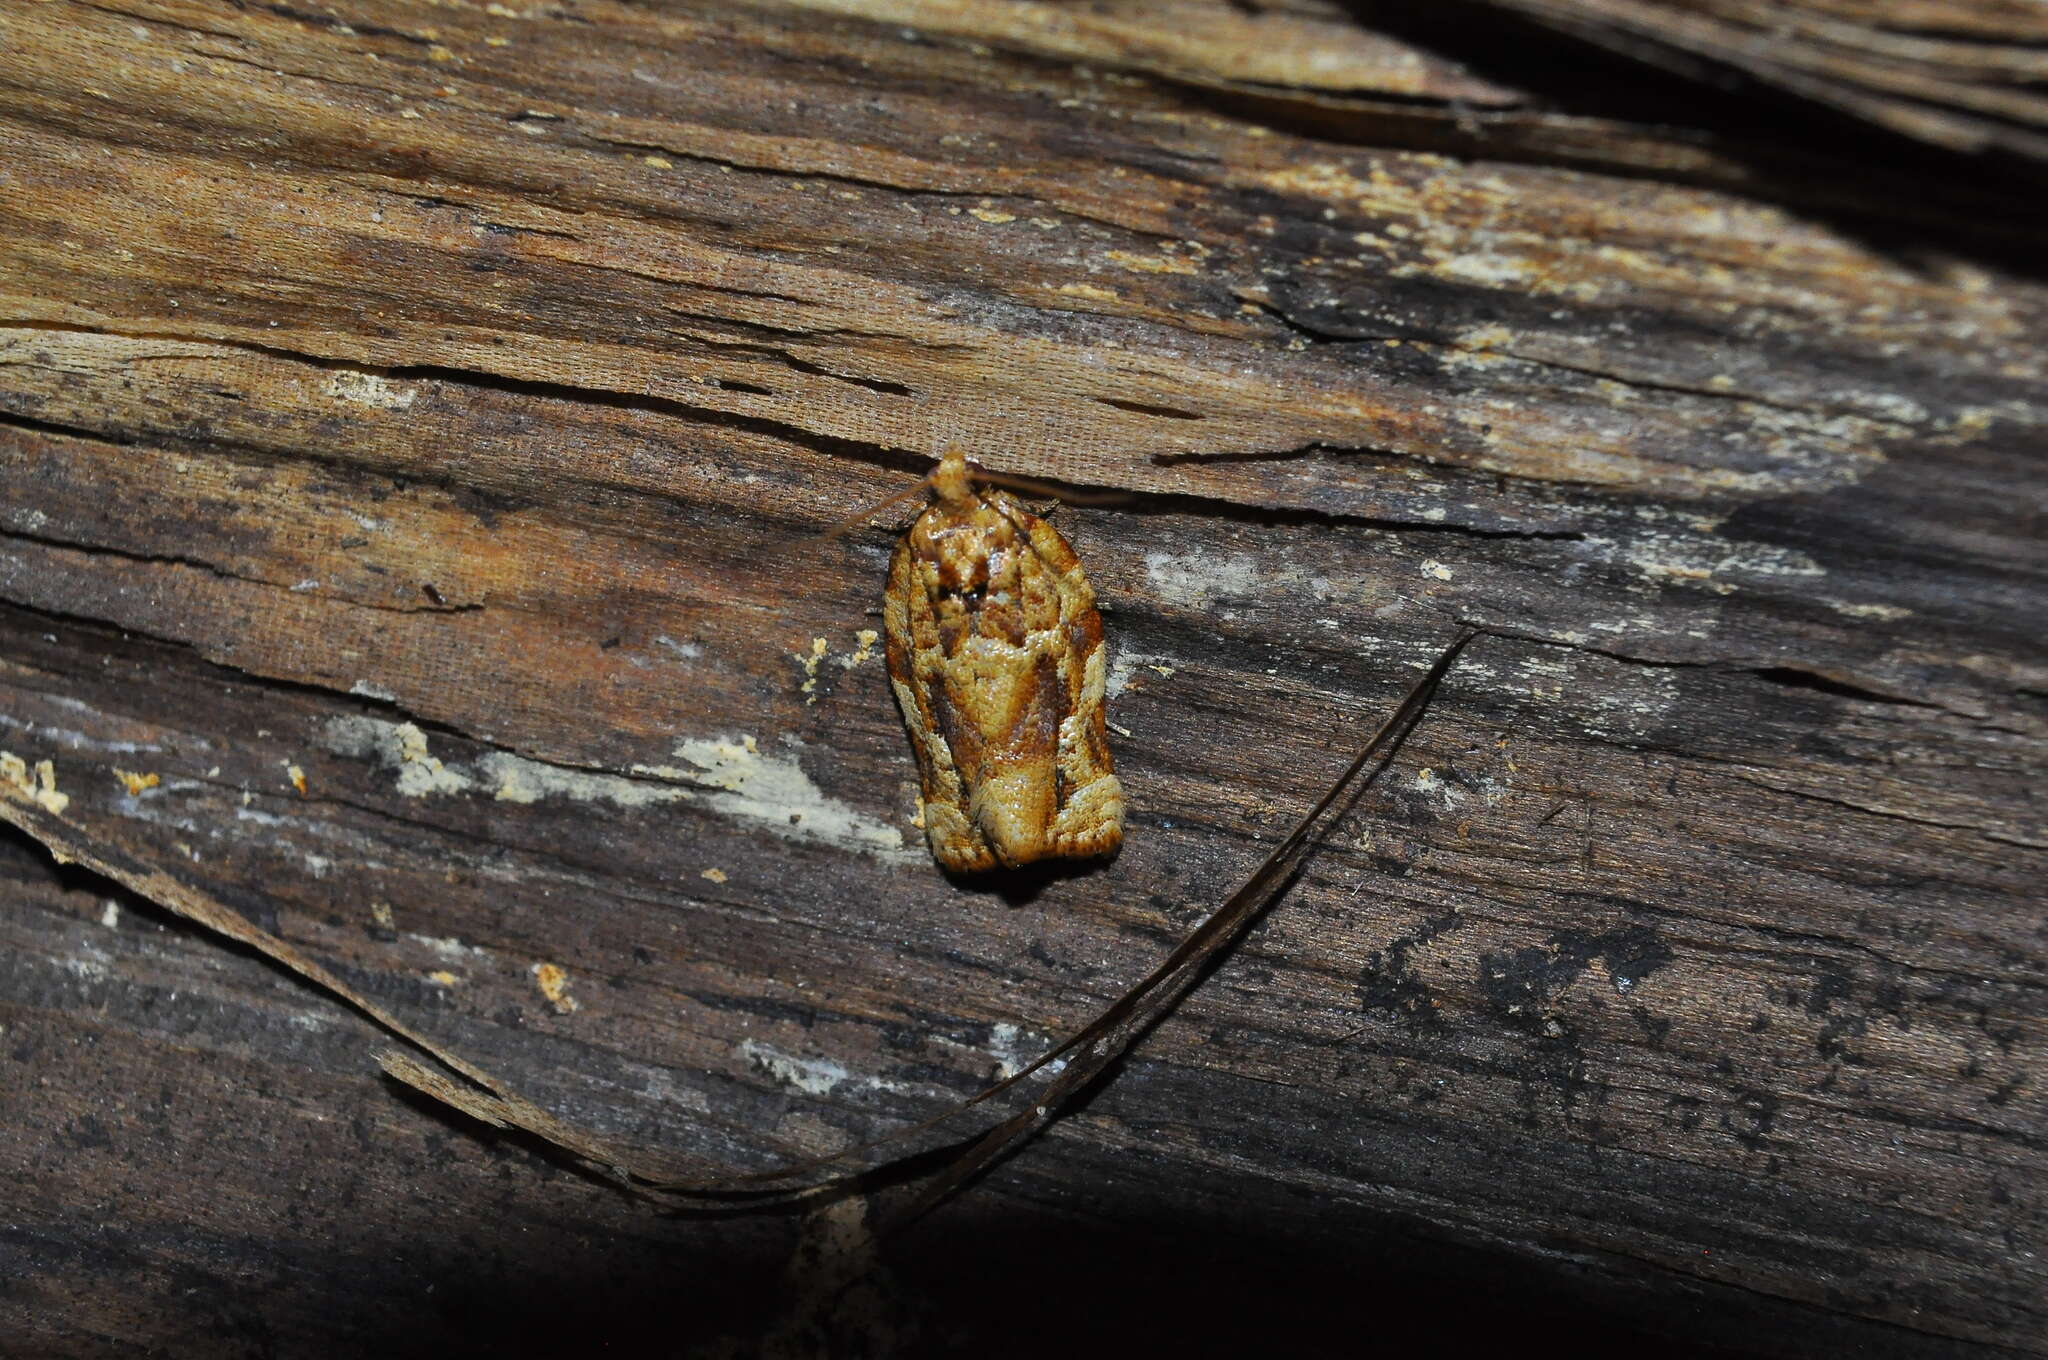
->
819, 445, 1119, 541
930, 444, 977, 505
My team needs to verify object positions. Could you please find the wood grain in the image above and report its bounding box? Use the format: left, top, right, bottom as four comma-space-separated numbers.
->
0, 1, 2041, 1354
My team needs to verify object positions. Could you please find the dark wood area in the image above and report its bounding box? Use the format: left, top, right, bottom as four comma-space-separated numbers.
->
1, 1, 2041, 1354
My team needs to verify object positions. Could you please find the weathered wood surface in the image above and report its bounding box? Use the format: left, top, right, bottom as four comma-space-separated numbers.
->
1464, 0, 2048, 159
1, 0, 2043, 1354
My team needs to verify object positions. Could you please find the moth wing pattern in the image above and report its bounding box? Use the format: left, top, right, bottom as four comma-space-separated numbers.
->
884, 536, 992, 872
883, 483, 1123, 872
1011, 496, 1123, 856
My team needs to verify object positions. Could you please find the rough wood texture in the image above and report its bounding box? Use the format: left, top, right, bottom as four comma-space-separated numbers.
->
1, 1, 2042, 1355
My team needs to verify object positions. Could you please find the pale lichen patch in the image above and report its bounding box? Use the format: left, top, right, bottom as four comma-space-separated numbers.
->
324, 371, 417, 409
986, 1021, 1059, 1081
1434, 253, 1534, 289
322, 716, 691, 808
409, 934, 488, 961
740, 1040, 853, 1096
1413, 766, 1466, 810
671, 736, 909, 861
1144, 550, 1259, 610
1828, 600, 1913, 621
1577, 522, 1826, 595
1455, 323, 1515, 353
740, 1040, 913, 1098
1106, 649, 1183, 700
475, 752, 687, 807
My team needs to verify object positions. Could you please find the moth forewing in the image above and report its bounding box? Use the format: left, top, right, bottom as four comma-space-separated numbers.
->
883, 449, 1124, 872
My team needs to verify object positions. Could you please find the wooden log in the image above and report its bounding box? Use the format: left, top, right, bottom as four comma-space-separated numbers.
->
0, 0, 2041, 1354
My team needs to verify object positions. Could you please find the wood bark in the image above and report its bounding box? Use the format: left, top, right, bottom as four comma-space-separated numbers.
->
0, 0, 2041, 1354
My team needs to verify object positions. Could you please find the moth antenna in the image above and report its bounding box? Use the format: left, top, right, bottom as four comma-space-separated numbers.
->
967, 464, 1132, 508
817, 468, 937, 541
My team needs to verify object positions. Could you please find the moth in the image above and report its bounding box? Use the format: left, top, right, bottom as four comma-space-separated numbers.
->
882, 447, 1124, 872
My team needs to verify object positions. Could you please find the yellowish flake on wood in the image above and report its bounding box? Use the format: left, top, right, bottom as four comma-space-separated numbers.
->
1057, 282, 1119, 302
969, 207, 1016, 224
532, 962, 579, 1013
1, 753, 70, 815
841, 628, 879, 669
799, 635, 829, 703
700, 867, 728, 884
1105, 249, 1199, 276
112, 769, 160, 796
286, 763, 308, 795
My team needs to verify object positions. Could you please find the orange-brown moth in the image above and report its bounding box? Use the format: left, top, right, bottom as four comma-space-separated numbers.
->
882, 447, 1124, 872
